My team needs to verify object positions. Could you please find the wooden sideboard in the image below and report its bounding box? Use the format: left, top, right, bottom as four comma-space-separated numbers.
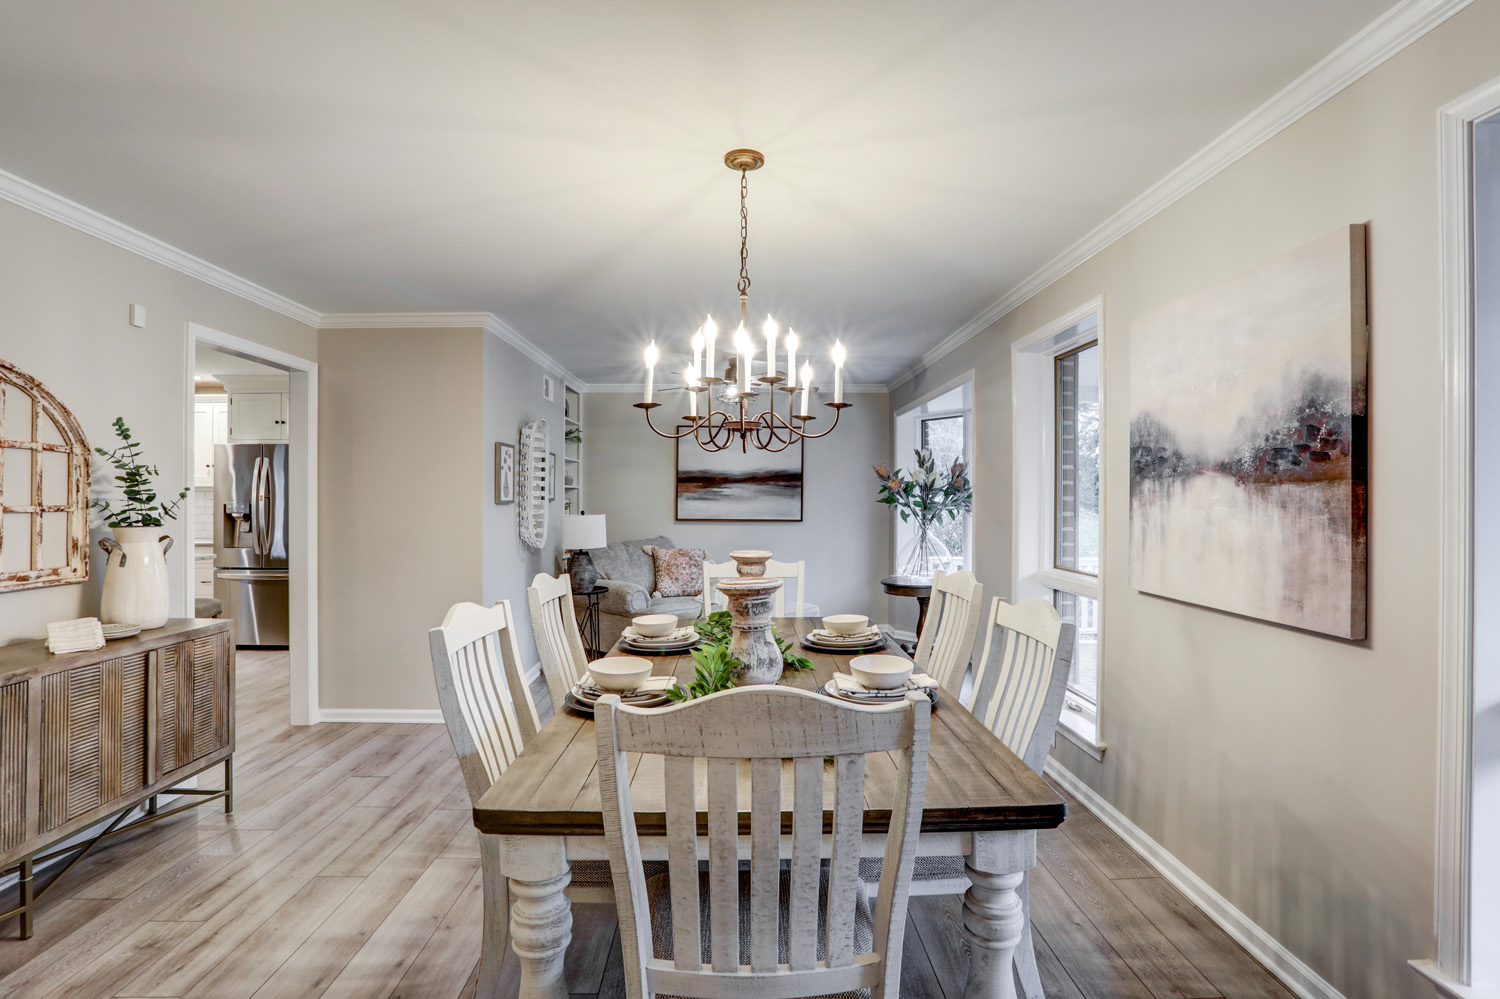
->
0, 618, 234, 937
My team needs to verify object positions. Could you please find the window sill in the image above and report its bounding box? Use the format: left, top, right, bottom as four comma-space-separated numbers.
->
1410, 960, 1496, 998
1056, 705, 1105, 761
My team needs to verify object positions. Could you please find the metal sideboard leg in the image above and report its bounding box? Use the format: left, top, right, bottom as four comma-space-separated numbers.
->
18, 858, 33, 940
225, 756, 235, 813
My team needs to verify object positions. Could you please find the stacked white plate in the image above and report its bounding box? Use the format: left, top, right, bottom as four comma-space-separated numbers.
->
565, 675, 679, 715
800, 627, 887, 653
823, 671, 939, 704
620, 625, 700, 653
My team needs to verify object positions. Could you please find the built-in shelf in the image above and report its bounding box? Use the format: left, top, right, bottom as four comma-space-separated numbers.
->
563, 385, 582, 514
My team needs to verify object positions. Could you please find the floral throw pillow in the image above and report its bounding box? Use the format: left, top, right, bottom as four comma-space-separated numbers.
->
642, 546, 708, 598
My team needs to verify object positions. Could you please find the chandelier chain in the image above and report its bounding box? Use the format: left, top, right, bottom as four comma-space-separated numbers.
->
737, 167, 751, 311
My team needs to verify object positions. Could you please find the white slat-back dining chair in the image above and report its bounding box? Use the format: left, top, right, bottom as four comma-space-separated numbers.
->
859, 596, 1074, 999
430, 600, 615, 999
702, 558, 810, 618
596, 685, 931, 999
528, 571, 590, 712
911, 569, 984, 697
701, 560, 736, 618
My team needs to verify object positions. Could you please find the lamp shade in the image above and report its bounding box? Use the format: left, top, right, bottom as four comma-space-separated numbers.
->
561, 514, 606, 551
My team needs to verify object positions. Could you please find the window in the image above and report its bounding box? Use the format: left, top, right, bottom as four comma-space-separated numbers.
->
893, 378, 973, 574
1013, 304, 1104, 756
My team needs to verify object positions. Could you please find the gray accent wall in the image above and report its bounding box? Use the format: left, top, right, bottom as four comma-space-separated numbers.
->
580, 391, 894, 621
888, 5, 1500, 994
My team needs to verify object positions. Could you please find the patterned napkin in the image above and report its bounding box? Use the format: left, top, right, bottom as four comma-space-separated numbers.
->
573, 675, 679, 701
830, 671, 938, 699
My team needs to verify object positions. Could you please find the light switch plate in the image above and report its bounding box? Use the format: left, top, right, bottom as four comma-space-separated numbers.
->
128, 304, 146, 328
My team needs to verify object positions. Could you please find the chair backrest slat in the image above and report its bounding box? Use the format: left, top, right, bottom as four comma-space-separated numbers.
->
706, 756, 739, 972
429, 601, 539, 804
826, 751, 865, 968
967, 597, 1077, 774
787, 755, 823, 972
596, 686, 930, 999
529, 572, 590, 710
913, 570, 984, 696
663, 755, 702, 970
749, 757, 782, 973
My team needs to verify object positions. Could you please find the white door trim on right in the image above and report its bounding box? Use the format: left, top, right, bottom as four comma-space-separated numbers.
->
1428, 73, 1500, 992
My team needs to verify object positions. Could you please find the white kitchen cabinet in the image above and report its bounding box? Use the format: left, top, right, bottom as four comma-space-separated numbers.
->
193, 398, 229, 486
194, 559, 216, 598
228, 392, 288, 442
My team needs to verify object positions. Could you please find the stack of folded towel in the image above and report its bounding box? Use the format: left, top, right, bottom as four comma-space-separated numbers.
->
46, 617, 106, 654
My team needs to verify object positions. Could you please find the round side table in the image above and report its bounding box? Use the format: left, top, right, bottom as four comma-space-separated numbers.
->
881, 576, 933, 653
574, 585, 608, 659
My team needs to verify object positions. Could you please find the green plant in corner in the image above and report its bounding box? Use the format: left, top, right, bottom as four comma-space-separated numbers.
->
564, 426, 583, 444
91, 418, 189, 527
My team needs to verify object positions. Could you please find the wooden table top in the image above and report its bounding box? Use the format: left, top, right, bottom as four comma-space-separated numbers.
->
473, 617, 1066, 837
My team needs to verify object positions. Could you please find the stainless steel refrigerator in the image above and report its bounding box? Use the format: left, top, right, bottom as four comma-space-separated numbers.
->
213, 443, 290, 646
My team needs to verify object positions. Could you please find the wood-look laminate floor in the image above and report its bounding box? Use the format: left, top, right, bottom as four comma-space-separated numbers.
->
0, 651, 1294, 999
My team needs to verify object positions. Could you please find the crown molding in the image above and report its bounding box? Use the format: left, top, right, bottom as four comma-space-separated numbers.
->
0, 165, 321, 328
318, 311, 581, 387
887, 0, 1474, 392
317, 311, 493, 329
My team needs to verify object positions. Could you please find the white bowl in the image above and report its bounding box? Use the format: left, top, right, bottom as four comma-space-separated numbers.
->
631, 613, 678, 638
587, 656, 655, 692
822, 614, 870, 636
849, 654, 914, 690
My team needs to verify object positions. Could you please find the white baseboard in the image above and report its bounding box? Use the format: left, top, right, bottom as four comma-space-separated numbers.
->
525, 659, 542, 682
316, 708, 444, 724
1043, 758, 1347, 999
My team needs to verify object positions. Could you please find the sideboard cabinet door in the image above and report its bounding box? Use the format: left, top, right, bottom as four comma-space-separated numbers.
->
38, 653, 150, 833
0, 680, 27, 852
158, 633, 230, 777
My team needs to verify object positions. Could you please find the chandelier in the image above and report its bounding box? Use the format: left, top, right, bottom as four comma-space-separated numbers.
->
635, 149, 851, 453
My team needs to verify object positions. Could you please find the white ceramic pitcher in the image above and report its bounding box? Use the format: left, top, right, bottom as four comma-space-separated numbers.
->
99, 527, 173, 628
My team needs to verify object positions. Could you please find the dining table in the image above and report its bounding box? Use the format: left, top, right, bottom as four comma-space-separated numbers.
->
472, 616, 1066, 999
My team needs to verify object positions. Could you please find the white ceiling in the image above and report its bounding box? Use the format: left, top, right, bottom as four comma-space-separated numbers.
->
0, 1, 1395, 384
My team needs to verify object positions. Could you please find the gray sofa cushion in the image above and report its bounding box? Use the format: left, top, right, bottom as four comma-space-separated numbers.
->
650, 595, 704, 619
587, 535, 674, 592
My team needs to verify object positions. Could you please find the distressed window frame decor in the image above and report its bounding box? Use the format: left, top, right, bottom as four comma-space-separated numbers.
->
674, 425, 804, 523
0, 358, 91, 591
495, 441, 515, 505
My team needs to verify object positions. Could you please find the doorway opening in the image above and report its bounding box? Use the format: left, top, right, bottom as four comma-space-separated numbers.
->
185, 324, 319, 725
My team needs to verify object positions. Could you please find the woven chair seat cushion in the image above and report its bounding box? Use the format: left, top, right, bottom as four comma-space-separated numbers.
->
857, 854, 967, 884
570, 859, 668, 889
643, 865, 874, 999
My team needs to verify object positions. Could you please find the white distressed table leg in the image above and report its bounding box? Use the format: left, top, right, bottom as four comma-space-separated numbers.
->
499, 836, 573, 999
962, 830, 1035, 999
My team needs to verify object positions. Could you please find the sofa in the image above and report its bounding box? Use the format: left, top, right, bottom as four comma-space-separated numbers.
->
573, 535, 705, 653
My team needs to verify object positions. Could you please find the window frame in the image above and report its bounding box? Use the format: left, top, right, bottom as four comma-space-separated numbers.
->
1012, 299, 1106, 759
892, 374, 975, 575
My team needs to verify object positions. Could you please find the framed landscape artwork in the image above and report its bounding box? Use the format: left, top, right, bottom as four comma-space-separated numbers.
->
1128, 223, 1368, 639
676, 431, 804, 522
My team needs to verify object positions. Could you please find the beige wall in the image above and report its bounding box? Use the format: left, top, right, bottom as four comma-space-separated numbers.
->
891, 5, 1500, 995
0, 198, 316, 646
581, 391, 894, 619
317, 327, 484, 711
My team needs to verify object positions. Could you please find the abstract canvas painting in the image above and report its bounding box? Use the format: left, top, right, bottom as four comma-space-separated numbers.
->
1129, 224, 1367, 639
676, 432, 803, 522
